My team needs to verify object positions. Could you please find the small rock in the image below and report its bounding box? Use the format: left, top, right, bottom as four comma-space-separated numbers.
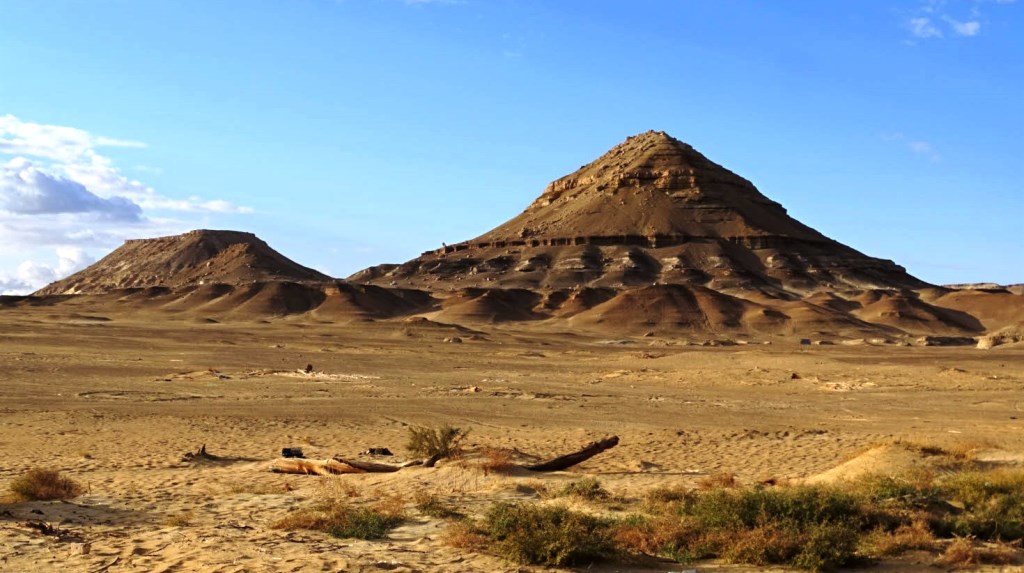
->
443, 336, 463, 344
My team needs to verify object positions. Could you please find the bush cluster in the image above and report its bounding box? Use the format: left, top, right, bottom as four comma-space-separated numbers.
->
446, 467, 1024, 571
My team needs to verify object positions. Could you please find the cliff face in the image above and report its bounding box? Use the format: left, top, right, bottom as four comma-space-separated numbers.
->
353, 131, 927, 295
34, 230, 332, 295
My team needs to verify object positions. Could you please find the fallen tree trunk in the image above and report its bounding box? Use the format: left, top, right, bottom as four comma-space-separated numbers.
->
330, 457, 419, 473
523, 436, 620, 472
271, 458, 366, 475
270, 436, 620, 475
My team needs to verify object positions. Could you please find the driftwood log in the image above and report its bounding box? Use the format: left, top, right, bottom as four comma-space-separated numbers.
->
523, 436, 620, 472
270, 436, 619, 475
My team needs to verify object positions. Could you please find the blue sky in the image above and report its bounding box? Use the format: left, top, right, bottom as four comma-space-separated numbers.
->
1, 0, 1021, 293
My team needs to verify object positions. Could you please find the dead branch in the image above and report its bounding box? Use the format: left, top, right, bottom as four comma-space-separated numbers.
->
523, 436, 620, 472
330, 457, 402, 473
181, 444, 220, 462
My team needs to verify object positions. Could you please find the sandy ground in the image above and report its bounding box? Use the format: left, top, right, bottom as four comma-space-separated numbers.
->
1, 307, 1023, 572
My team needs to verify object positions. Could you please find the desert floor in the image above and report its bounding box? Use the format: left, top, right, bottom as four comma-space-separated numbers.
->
1, 305, 1022, 572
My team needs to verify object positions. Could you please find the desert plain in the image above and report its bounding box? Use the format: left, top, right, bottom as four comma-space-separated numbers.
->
3, 132, 1024, 572
1, 303, 1023, 572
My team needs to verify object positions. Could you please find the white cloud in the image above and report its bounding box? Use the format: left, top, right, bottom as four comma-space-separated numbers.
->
944, 16, 981, 36
883, 132, 941, 162
0, 115, 253, 288
905, 0, 1013, 40
908, 17, 943, 38
0, 246, 95, 295
0, 115, 250, 214
1, 159, 142, 220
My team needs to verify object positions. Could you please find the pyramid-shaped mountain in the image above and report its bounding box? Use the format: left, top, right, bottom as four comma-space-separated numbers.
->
354, 131, 928, 296
35, 230, 332, 295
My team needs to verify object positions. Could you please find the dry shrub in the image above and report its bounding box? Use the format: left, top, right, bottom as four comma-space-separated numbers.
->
477, 447, 517, 475
444, 519, 488, 552
944, 438, 996, 461
7, 469, 84, 501
936, 537, 1021, 568
698, 472, 739, 490
613, 514, 692, 559
406, 423, 469, 459
859, 520, 938, 557
935, 537, 978, 569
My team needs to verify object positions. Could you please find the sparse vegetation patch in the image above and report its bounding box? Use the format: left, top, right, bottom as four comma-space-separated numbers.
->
273, 498, 403, 540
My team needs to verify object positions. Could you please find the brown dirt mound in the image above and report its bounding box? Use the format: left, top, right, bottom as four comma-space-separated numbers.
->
923, 289, 1024, 332
852, 292, 985, 335
568, 283, 787, 333
432, 288, 543, 323
310, 283, 435, 320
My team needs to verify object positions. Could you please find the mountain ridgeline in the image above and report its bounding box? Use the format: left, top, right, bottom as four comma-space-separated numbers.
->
18, 132, 1022, 340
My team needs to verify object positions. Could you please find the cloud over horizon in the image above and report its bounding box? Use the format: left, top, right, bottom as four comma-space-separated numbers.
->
0, 115, 253, 293
904, 0, 1016, 40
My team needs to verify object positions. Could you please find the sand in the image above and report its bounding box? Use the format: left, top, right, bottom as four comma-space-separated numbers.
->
1, 308, 1023, 572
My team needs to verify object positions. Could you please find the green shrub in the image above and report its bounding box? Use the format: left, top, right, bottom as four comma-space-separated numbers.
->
478, 502, 616, 566
620, 485, 863, 571
934, 469, 1024, 541
406, 423, 469, 459
555, 478, 608, 500
688, 485, 861, 531
273, 499, 403, 539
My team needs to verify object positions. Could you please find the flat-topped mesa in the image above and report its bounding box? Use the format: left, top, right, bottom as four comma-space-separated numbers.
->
34, 229, 332, 295
354, 131, 928, 294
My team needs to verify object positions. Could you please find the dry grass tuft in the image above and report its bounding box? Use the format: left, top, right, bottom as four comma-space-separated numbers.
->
698, 472, 739, 490
935, 537, 979, 569
860, 520, 938, 557
477, 447, 517, 475
7, 469, 84, 502
414, 491, 464, 520
164, 511, 194, 527
321, 477, 361, 499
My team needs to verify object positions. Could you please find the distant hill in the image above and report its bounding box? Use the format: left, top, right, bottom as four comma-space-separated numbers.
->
35, 230, 331, 295
354, 130, 927, 295
23, 134, 1022, 339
